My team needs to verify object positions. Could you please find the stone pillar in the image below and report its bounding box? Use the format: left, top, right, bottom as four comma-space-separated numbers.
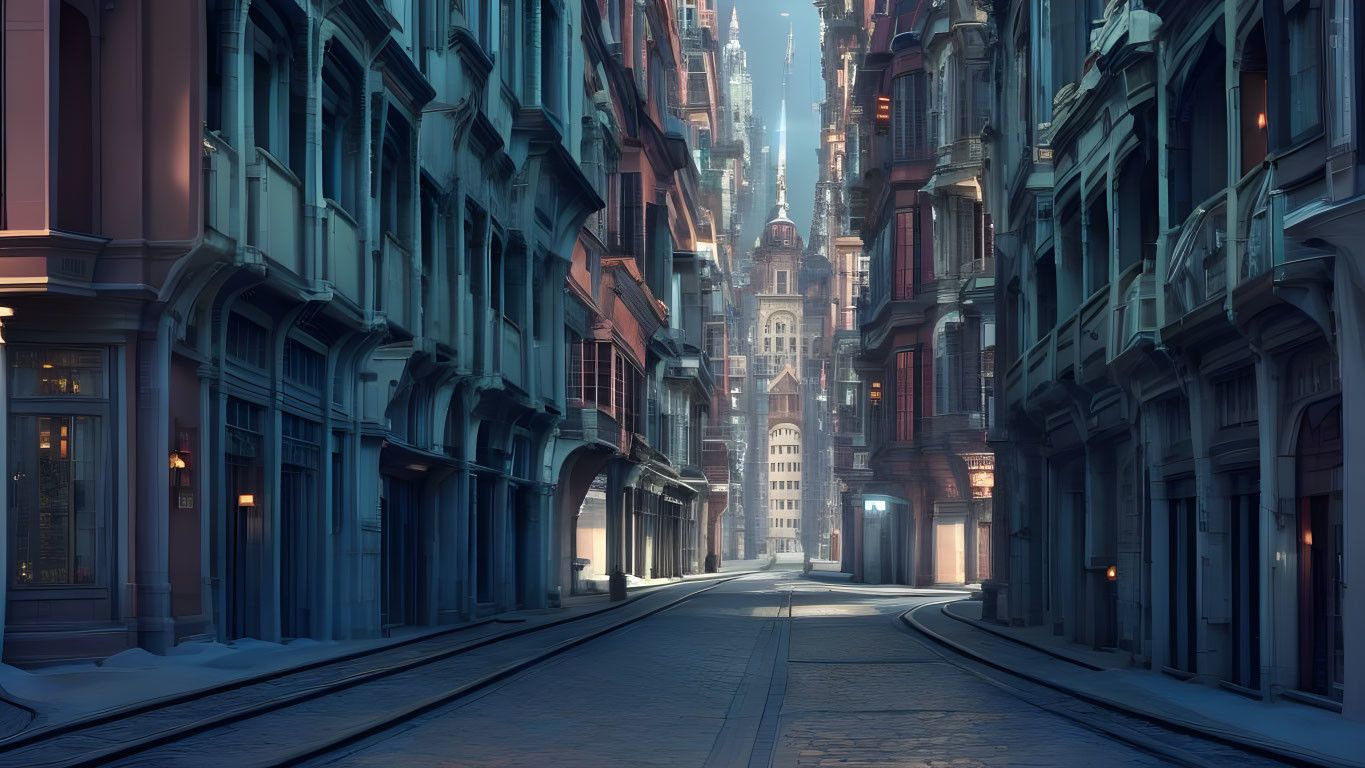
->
606, 461, 627, 601
135, 315, 176, 653
1334, 251, 1365, 722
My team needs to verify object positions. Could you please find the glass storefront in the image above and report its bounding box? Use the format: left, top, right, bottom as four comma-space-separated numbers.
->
8, 347, 108, 589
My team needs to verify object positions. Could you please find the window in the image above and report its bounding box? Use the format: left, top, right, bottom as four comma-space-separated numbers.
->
12, 415, 100, 586
11, 348, 104, 397
540, 0, 561, 114
322, 52, 361, 214
56, 2, 95, 233
895, 350, 915, 441
1325, 0, 1355, 149
9, 348, 107, 589
776, 270, 789, 294
1216, 369, 1258, 428
934, 313, 963, 415
284, 338, 325, 391
1286, 2, 1323, 141
893, 72, 929, 160
227, 313, 270, 370
967, 64, 991, 138
500, 0, 514, 84
894, 209, 917, 299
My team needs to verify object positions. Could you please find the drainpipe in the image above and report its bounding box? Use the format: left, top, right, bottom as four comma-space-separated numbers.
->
529, 1, 543, 107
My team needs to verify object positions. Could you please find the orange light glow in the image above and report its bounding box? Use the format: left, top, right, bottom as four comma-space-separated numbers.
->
1304, 530, 1313, 546
1257, 112, 1267, 130
1106, 565, 1117, 582
238, 494, 255, 507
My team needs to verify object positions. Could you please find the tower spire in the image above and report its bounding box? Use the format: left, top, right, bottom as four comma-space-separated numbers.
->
775, 23, 793, 219
730, 5, 739, 38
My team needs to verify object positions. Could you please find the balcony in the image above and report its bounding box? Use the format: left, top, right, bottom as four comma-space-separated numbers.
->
1111, 265, 1156, 358
561, 406, 621, 451
665, 351, 715, 396
1077, 287, 1110, 373
936, 136, 983, 169
1165, 198, 1227, 318
322, 200, 363, 307
247, 148, 304, 277
500, 317, 524, 388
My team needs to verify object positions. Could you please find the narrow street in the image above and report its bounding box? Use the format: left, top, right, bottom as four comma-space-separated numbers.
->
305, 573, 1283, 768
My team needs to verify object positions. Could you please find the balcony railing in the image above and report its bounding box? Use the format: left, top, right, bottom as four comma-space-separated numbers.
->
381, 234, 416, 332
323, 200, 362, 306
501, 317, 524, 387
1111, 266, 1156, 356
203, 131, 237, 239
247, 148, 304, 277
936, 136, 983, 168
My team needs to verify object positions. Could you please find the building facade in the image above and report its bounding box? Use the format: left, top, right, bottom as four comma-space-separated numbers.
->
983, 0, 1363, 721
0, 0, 739, 665
839, 0, 997, 586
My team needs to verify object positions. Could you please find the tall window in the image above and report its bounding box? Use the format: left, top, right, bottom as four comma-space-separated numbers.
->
1286, 1, 1323, 141
894, 209, 917, 299
934, 312, 962, 415
893, 72, 929, 160
895, 350, 915, 441
776, 270, 789, 294
500, 0, 514, 84
56, 2, 94, 233
321, 53, 360, 214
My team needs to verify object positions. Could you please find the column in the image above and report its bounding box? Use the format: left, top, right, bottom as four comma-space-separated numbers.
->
135, 315, 176, 653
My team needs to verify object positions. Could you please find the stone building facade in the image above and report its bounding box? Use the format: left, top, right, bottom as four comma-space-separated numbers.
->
839, 0, 997, 586
983, 0, 1362, 721
0, 0, 738, 664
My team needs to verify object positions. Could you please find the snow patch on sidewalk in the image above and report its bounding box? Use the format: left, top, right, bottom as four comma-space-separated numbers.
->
0, 635, 385, 727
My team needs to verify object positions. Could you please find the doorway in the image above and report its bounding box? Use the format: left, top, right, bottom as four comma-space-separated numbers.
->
381, 476, 420, 631
225, 398, 264, 640
1295, 396, 1343, 701
1168, 493, 1198, 673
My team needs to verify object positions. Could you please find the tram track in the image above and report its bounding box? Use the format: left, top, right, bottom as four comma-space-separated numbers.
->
899, 600, 1332, 768
0, 573, 755, 768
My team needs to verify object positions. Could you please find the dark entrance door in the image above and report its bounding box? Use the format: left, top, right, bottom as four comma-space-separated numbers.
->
279, 467, 311, 638
1168, 494, 1198, 673
279, 415, 320, 640
1230, 489, 1260, 689
381, 476, 420, 631
225, 399, 264, 640
1295, 397, 1343, 702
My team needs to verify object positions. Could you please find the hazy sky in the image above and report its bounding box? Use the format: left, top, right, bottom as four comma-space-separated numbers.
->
719, 0, 824, 239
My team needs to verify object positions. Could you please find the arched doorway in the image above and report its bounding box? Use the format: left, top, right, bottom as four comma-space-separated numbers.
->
1295, 395, 1344, 702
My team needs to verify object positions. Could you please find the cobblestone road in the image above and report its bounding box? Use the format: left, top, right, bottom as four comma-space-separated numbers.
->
313, 574, 1189, 767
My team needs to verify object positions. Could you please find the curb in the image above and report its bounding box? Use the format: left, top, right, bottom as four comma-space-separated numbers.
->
901, 602, 1361, 768
939, 601, 1105, 671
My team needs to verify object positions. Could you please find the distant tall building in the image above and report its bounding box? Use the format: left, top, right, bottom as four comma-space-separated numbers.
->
748, 26, 808, 555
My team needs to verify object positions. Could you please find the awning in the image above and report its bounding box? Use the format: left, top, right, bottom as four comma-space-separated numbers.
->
921, 166, 979, 195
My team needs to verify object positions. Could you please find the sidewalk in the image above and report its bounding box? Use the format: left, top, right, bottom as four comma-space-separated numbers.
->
0, 570, 751, 739
908, 598, 1365, 768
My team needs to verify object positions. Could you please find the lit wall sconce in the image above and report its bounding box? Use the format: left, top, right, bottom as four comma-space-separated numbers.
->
1106, 565, 1117, 582
238, 493, 255, 508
